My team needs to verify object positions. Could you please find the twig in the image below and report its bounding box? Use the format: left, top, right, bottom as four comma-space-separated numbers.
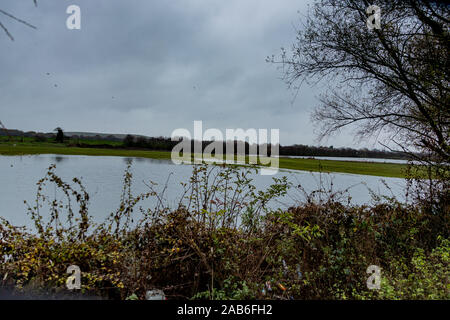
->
0, 9, 37, 29
0, 21, 13, 41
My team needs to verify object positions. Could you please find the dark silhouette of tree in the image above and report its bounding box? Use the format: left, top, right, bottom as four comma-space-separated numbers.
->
271, 0, 449, 165
55, 127, 64, 143
135, 136, 149, 148
123, 135, 135, 147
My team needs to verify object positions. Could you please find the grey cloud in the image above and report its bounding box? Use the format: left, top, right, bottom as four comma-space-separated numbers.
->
0, 0, 365, 147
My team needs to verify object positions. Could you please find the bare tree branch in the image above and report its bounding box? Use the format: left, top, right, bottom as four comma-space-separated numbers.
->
0, 1, 37, 41
273, 0, 449, 164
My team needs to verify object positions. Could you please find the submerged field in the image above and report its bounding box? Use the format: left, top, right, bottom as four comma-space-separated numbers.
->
0, 143, 407, 178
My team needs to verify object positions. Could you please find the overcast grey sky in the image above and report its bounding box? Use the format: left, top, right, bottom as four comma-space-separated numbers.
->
0, 0, 376, 147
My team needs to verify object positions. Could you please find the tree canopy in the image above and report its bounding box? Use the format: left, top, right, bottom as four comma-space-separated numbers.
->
272, 0, 449, 165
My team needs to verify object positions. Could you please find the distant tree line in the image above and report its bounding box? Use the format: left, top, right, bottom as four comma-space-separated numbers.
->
279, 144, 407, 159
0, 128, 411, 159
123, 135, 274, 156
121, 134, 408, 159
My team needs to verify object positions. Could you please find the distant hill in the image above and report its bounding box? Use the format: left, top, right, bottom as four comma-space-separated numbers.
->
65, 132, 129, 139
65, 132, 155, 141
0, 128, 53, 138
0, 129, 151, 142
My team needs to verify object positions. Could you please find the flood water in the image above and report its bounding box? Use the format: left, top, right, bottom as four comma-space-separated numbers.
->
0, 155, 407, 229
278, 155, 411, 164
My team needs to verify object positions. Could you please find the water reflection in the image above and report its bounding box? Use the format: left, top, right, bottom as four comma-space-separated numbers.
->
0, 154, 407, 229
53, 156, 66, 163
122, 156, 174, 165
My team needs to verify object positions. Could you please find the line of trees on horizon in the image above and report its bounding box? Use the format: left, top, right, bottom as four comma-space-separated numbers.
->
121, 134, 409, 159
0, 128, 411, 159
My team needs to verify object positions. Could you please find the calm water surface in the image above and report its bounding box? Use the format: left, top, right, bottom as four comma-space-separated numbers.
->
0, 155, 407, 228
278, 155, 411, 164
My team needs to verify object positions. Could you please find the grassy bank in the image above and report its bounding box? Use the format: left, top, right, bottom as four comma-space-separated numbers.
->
277, 157, 406, 178
0, 144, 172, 160
0, 144, 407, 178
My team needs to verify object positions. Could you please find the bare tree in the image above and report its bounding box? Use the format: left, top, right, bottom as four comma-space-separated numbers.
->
0, 0, 37, 41
271, 0, 449, 165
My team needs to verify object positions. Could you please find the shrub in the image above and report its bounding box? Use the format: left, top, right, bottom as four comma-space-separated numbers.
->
0, 162, 448, 299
